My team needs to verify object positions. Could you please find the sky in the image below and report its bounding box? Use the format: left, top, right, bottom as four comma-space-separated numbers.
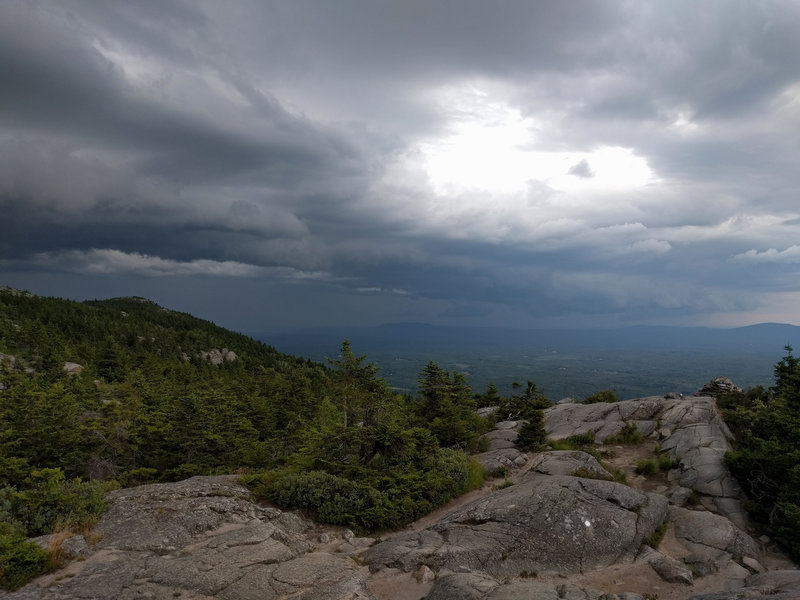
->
2, 0, 800, 334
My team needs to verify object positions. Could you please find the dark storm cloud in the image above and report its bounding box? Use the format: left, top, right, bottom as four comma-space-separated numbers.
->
2, 0, 800, 329
0, 0, 372, 278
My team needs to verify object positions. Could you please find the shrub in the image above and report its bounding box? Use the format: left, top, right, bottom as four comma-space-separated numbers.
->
608, 467, 628, 485
642, 522, 668, 549
572, 467, 608, 480
547, 438, 574, 451
583, 390, 619, 404
2, 469, 111, 537
465, 458, 486, 491
487, 465, 509, 479
635, 459, 657, 476
567, 431, 596, 446
657, 453, 675, 471
266, 470, 386, 530
118, 468, 158, 487
245, 449, 483, 533
605, 422, 643, 445
548, 431, 596, 451
772, 501, 800, 561
0, 523, 50, 591
493, 478, 514, 490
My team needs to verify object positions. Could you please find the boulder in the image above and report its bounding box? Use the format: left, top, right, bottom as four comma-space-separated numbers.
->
367, 473, 668, 578
425, 572, 499, 600
413, 564, 435, 583
694, 376, 742, 398
200, 348, 225, 365
670, 505, 761, 572
473, 447, 528, 473
485, 426, 519, 450
198, 348, 237, 365
62, 362, 83, 375
0, 351, 18, 371
29, 534, 89, 558
638, 546, 693, 585
529, 450, 613, 481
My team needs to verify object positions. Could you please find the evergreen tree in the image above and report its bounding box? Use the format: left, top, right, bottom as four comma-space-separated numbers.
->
328, 340, 389, 429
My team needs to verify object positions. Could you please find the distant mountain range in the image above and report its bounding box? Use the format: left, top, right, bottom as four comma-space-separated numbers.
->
256, 322, 800, 400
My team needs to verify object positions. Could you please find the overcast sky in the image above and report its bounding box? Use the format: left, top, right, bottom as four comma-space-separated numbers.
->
2, 0, 800, 333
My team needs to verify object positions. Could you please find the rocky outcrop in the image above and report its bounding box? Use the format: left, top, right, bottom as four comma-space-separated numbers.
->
62, 362, 83, 375
473, 419, 529, 472
529, 450, 613, 481
544, 396, 665, 442
670, 506, 761, 573
0, 352, 18, 371
659, 398, 741, 500
426, 572, 614, 600
4, 476, 374, 600
199, 348, 238, 365
1, 353, 21, 390
366, 474, 668, 577
685, 570, 800, 600
639, 546, 694, 585
694, 376, 742, 397
545, 394, 742, 506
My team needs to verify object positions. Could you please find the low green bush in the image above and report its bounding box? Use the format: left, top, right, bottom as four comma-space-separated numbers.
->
567, 431, 596, 446
642, 522, 668, 549
605, 422, 643, 445
608, 467, 628, 485
1, 469, 111, 537
0, 523, 49, 591
244, 449, 483, 533
571, 467, 607, 480
265, 471, 381, 528
657, 453, 675, 471
635, 459, 657, 476
582, 390, 619, 404
772, 501, 800, 561
548, 431, 596, 451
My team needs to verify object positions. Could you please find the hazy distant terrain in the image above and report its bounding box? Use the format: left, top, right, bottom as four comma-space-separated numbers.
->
260, 323, 800, 400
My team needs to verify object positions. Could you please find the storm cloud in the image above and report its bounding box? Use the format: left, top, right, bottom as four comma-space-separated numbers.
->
2, 0, 800, 331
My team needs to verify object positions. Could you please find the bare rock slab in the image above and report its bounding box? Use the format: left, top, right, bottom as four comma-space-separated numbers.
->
367, 473, 668, 578
669, 505, 761, 578
530, 450, 613, 481
426, 572, 609, 600
5, 476, 374, 600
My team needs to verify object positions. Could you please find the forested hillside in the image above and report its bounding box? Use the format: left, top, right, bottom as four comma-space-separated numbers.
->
0, 289, 495, 589
0, 288, 333, 484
